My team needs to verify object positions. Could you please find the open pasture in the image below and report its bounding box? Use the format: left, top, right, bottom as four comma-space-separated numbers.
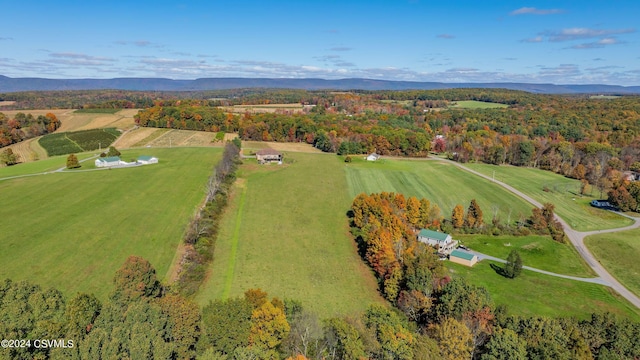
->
197, 153, 384, 317
463, 163, 633, 231
451, 100, 509, 109
0, 147, 221, 300
585, 229, 640, 298
456, 234, 594, 277
448, 261, 640, 321
345, 157, 534, 225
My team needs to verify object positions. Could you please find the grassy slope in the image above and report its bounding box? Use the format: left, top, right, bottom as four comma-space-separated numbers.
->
464, 163, 632, 231
448, 261, 640, 321
0, 147, 221, 300
197, 153, 384, 318
585, 229, 640, 298
457, 234, 595, 277
345, 157, 533, 224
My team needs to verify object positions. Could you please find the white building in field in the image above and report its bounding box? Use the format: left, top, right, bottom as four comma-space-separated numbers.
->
366, 153, 380, 161
137, 155, 158, 165
95, 156, 125, 168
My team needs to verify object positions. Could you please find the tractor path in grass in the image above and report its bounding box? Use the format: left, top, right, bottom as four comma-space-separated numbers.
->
439, 158, 640, 309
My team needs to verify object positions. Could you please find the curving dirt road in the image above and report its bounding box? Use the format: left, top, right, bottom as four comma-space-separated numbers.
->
442, 159, 640, 309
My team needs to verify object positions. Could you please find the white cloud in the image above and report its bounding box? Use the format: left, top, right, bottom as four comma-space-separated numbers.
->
521, 36, 543, 43
545, 28, 635, 42
510, 7, 564, 15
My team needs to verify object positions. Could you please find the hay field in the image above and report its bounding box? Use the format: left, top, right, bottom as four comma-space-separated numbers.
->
345, 157, 534, 223
197, 153, 384, 317
242, 140, 323, 153
0, 147, 222, 300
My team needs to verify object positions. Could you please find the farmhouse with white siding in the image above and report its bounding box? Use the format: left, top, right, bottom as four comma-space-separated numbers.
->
95, 156, 125, 168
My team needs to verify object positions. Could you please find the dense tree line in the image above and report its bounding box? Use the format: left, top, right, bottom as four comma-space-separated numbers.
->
2, 256, 638, 359
0, 112, 60, 148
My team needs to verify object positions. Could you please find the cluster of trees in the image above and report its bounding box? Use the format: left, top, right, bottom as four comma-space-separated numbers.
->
607, 178, 640, 212
350, 192, 448, 303
528, 203, 565, 242
0, 112, 60, 148
175, 139, 241, 296
1, 148, 18, 166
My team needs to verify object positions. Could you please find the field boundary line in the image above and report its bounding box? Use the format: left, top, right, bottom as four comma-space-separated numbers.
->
221, 182, 247, 298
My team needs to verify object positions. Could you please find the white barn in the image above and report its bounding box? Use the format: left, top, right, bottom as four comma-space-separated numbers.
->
366, 153, 380, 161
95, 156, 124, 168
137, 155, 158, 165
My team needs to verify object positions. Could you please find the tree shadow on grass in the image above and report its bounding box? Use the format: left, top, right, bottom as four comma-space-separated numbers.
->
490, 263, 509, 278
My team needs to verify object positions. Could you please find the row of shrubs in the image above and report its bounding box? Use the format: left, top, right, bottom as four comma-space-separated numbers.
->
39, 128, 120, 156
174, 138, 242, 296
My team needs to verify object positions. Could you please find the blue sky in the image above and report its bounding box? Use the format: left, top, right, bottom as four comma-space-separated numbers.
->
1, 0, 639, 85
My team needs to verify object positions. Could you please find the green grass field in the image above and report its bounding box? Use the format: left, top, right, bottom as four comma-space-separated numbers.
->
345, 157, 533, 225
464, 163, 633, 231
456, 234, 595, 277
196, 153, 384, 318
448, 261, 640, 321
585, 229, 640, 298
0, 147, 221, 300
451, 100, 509, 109
0, 153, 95, 179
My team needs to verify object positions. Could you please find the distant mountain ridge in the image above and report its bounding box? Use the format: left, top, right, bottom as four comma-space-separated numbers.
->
1, 75, 639, 94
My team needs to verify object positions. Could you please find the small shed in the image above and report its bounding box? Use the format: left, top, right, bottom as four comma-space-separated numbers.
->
449, 249, 478, 267
256, 148, 283, 164
95, 156, 123, 168
366, 153, 380, 161
137, 155, 158, 165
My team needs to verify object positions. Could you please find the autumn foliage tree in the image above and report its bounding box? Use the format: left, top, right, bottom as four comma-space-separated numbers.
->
465, 199, 484, 229
451, 204, 465, 229
111, 255, 162, 303
66, 153, 80, 169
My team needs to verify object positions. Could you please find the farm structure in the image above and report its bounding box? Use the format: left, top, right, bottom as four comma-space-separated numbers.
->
366, 153, 380, 161
256, 148, 283, 164
417, 229, 458, 254
95, 156, 125, 167
137, 155, 158, 165
449, 249, 478, 267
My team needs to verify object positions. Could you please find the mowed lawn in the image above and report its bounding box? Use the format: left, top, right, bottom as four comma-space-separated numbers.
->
0, 147, 221, 300
464, 163, 633, 231
585, 229, 640, 298
456, 234, 595, 277
197, 153, 384, 317
345, 158, 533, 224
448, 261, 640, 321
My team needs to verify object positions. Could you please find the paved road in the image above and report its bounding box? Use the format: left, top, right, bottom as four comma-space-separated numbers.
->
442, 159, 640, 309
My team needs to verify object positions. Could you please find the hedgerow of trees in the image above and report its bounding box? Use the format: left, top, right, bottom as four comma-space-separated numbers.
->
0, 112, 60, 148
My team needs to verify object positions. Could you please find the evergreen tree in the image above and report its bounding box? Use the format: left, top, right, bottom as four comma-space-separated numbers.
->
504, 250, 523, 279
